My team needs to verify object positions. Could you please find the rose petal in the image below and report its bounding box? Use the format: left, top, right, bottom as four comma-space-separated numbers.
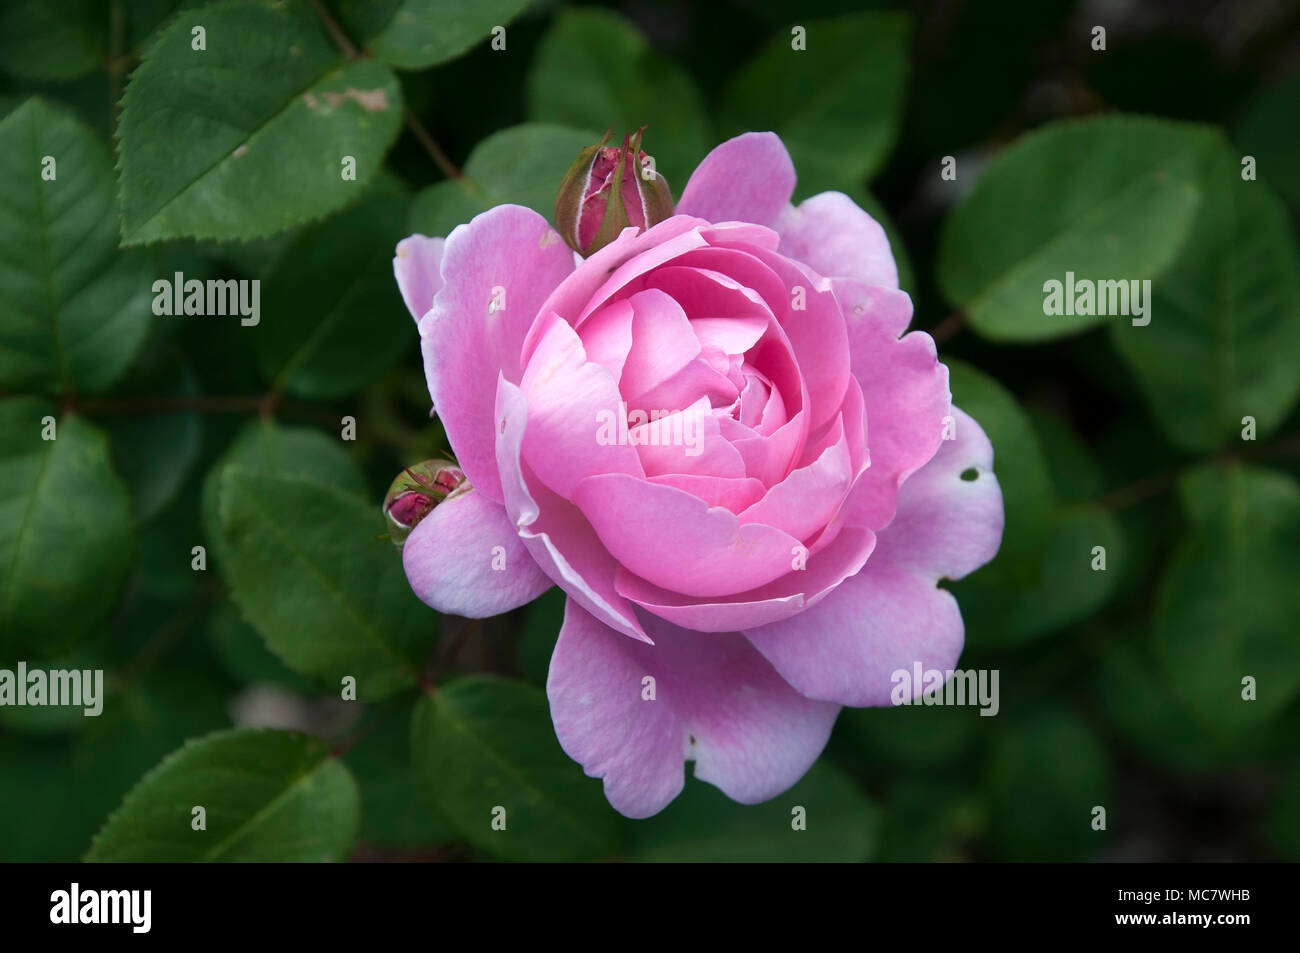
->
744, 407, 1004, 706
402, 488, 551, 617
641, 266, 772, 353
743, 247, 851, 433
672, 246, 790, 318
576, 226, 711, 325
393, 234, 446, 322
420, 206, 574, 502
775, 191, 899, 289
867, 406, 1004, 579
547, 600, 840, 817
494, 376, 649, 642
617, 289, 702, 401
629, 358, 738, 418
572, 472, 802, 597
677, 132, 796, 227
739, 424, 853, 541
520, 312, 644, 497
576, 298, 635, 384
648, 472, 767, 512
834, 281, 950, 530
525, 217, 704, 360
616, 523, 876, 632
699, 221, 782, 251
635, 399, 748, 479
717, 413, 805, 488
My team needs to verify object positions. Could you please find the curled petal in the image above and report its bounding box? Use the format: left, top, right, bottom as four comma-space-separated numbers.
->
393, 234, 446, 322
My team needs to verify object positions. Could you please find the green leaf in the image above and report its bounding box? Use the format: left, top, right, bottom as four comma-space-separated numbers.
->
101, 341, 203, 523
955, 504, 1123, 649
0, 738, 106, 860
412, 675, 623, 861
408, 180, 488, 238
0, 398, 133, 660
129, 499, 205, 607
876, 779, 984, 863
1091, 629, 1250, 773
362, 0, 532, 70
627, 761, 879, 862
124, 1, 209, 52
1267, 765, 1300, 861
344, 699, 457, 850
408, 123, 599, 236
207, 599, 314, 692
217, 467, 432, 699
526, 9, 709, 188
0, 643, 108, 735
948, 380, 1125, 648
0, 98, 152, 395
986, 706, 1110, 862
256, 192, 411, 398
0, 665, 228, 861
837, 701, 980, 769
945, 359, 1053, 585
0, 1, 104, 81
75, 669, 234, 806
1110, 146, 1300, 451
939, 116, 1218, 341
200, 417, 367, 550
1027, 408, 1104, 504
0, 0, 210, 77
1235, 73, 1300, 212
722, 13, 909, 195
1155, 464, 1300, 739
116, 0, 402, 244
86, 728, 360, 862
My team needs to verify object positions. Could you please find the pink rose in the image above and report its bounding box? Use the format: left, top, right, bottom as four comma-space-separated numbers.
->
392, 132, 1004, 818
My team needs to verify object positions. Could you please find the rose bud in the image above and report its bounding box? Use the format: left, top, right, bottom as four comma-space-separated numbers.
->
382, 459, 466, 549
554, 127, 674, 257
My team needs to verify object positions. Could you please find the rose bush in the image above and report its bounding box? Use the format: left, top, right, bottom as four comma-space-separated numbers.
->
392, 132, 1004, 818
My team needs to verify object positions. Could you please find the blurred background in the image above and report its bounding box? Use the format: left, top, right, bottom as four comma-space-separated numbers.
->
1, 0, 1298, 862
